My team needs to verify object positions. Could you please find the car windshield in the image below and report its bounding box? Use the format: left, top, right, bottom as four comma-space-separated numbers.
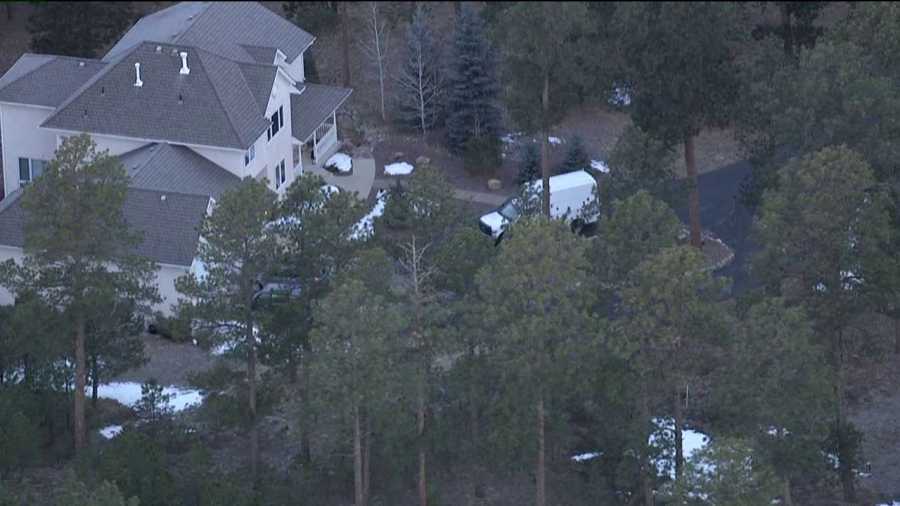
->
498, 198, 521, 220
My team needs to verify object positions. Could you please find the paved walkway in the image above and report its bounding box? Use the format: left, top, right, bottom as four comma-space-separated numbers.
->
373, 177, 508, 207
306, 156, 375, 201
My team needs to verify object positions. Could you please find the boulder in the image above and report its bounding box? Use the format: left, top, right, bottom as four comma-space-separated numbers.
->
392, 151, 405, 162
415, 155, 431, 168
487, 179, 502, 191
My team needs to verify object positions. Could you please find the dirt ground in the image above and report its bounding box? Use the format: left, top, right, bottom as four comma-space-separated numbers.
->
112, 333, 229, 386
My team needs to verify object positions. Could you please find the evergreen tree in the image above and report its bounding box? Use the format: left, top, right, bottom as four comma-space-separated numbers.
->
753, 146, 895, 502
0, 134, 159, 452
175, 178, 279, 486
500, 1, 592, 215
395, 5, 445, 137
601, 125, 681, 211
617, 246, 731, 502
515, 143, 540, 185
751, 2, 827, 57
55, 470, 139, 506
310, 256, 406, 506
446, 5, 501, 155
85, 298, 146, 406
614, 2, 745, 247
557, 135, 590, 175
475, 217, 595, 506
28, 2, 134, 58
282, 2, 339, 37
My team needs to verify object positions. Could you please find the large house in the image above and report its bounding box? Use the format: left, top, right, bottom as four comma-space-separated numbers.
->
0, 1, 352, 314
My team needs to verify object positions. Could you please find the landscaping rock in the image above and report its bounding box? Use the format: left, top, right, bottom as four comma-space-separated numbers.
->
415, 155, 431, 168
487, 179, 502, 191
392, 151, 405, 162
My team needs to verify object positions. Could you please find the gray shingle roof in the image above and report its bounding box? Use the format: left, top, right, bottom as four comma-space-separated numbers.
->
0, 54, 107, 107
290, 83, 352, 142
105, 2, 314, 65
238, 63, 277, 113
240, 45, 277, 65
120, 143, 241, 199
0, 187, 210, 266
41, 42, 272, 149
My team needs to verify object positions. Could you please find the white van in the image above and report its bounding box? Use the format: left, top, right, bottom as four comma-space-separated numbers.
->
478, 170, 599, 241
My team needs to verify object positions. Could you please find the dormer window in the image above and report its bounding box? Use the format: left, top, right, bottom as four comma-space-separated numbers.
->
267, 105, 284, 141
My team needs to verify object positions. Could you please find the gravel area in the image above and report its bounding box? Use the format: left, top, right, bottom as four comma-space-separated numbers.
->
112, 333, 229, 386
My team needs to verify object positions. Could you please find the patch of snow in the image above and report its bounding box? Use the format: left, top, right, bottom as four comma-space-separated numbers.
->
93, 382, 203, 413
190, 257, 209, 282
351, 189, 388, 240
765, 426, 791, 437
609, 87, 632, 107
385, 161, 414, 176
99, 425, 123, 439
501, 132, 524, 144
572, 451, 603, 462
212, 340, 236, 356
325, 153, 353, 173
548, 136, 564, 145
649, 417, 712, 480
591, 159, 610, 174
875, 502, 900, 506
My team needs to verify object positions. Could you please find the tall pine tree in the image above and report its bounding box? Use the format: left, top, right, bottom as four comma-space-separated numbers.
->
446, 5, 501, 155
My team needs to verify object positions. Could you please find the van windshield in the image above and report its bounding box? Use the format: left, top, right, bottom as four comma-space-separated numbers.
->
498, 198, 521, 221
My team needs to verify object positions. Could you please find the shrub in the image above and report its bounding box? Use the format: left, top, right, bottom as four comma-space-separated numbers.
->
463, 135, 502, 176
558, 135, 590, 174
515, 143, 540, 185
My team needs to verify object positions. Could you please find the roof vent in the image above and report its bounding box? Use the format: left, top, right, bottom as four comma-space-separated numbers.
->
134, 62, 143, 87
155, 45, 162, 53
178, 93, 183, 104
82, 109, 88, 118
161, 195, 167, 202
100, 86, 105, 96
179, 51, 190, 75
78, 61, 85, 67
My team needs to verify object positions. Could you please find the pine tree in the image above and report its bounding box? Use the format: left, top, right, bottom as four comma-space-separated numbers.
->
557, 135, 590, 174
28, 2, 134, 58
601, 125, 681, 211
0, 134, 159, 452
175, 178, 279, 486
395, 5, 444, 137
515, 143, 540, 185
446, 5, 501, 154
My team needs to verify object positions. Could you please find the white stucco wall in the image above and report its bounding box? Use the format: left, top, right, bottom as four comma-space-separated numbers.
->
284, 52, 305, 83
0, 103, 58, 196
258, 71, 301, 195
0, 243, 188, 318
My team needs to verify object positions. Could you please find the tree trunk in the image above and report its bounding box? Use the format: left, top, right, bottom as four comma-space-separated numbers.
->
90, 355, 100, 407
540, 71, 551, 217
468, 358, 484, 501
684, 135, 702, 248
354, 403, 366, 506
418, 369, 428, 506
673, 384, 684, 482
893, 317, 899, 355
248, 334, 259, 487
341, 2, 352, 89
5, 3, 12, 21
363, 412, 372, 504
640, 376, 653, 506
73, 314, 87, 451
536, 394, 546, 506
835, 331, 856, 503
782, 476, 794, 506
779, 5, 793, 56
300, 338, 312, 465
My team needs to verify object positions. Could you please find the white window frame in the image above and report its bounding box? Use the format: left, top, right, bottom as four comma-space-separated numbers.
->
18, 158, 48, 185
243, 144, 256, 166
275, 159, 286, 189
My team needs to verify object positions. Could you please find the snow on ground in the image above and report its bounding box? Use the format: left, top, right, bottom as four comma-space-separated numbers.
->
351, 189, 388, 240
385, 161, 414, 176
649, 417, 711, 479
94, 382, 203, 412
548, 136, 564, 145
571, 451, 603, 462
99, 425, 123, 439
325, 153, 353, 173
609, 87, 632, 107
591, 159, 610, 173
501, 132, 524, 144
876, 502, 900, 506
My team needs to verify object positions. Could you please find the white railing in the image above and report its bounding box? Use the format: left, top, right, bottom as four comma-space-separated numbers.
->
313, 123, 337, 163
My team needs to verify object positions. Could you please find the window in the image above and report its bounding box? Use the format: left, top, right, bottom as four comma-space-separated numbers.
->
268, 106, 283, 141
275, 159, 286, 189
244, 144, 256, 166
18, 158, 47, 184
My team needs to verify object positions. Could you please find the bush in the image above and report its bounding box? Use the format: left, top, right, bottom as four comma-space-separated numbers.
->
148, 314, 192, 342
0, 392, 39, 475
515, 143, 540, 185
557, 135, 590, 175
463, 135, 502, 176
92, 430, 177, 506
